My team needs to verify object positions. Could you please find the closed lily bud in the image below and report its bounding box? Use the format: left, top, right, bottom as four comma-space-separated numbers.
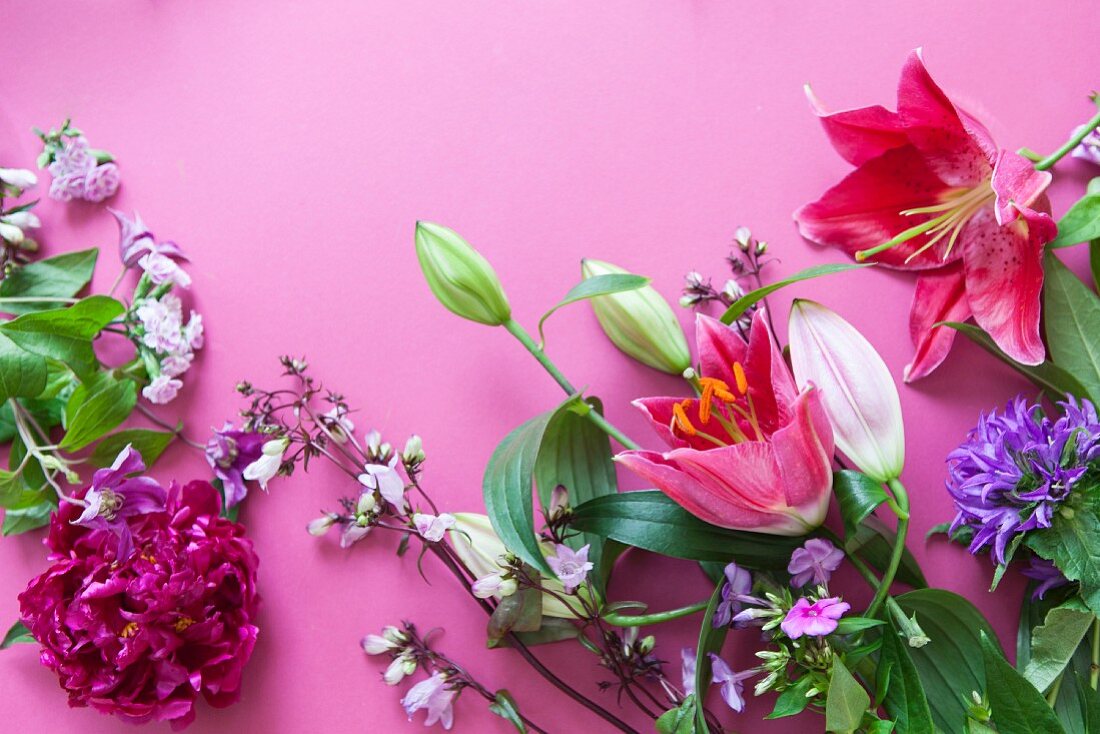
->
415, 221, 512, 326
581, 258, 691, 374
788, 300, 905, 483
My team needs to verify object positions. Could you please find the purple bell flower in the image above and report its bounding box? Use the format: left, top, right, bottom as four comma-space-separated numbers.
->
72, 445, 166, 560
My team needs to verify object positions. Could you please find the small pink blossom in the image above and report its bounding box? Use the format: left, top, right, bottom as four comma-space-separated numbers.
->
787, 538, 845, 588
413, 513, 455, 543
142, 375, 182, 404
82, 162, 120, 202
547, 544, 593, 593
401, 672, 456, 730
780, 596, 850, 639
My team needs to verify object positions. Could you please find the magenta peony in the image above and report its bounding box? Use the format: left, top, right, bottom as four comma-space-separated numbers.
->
18, 480, 261, 729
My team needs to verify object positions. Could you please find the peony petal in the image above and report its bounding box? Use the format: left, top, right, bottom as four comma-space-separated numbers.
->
794, 145, 960, 270
805, 85, 909, 166
990, 150, 1053, 224
904, 261, 972, 382
896, 49, 994, 187
961, 205, 1052, 366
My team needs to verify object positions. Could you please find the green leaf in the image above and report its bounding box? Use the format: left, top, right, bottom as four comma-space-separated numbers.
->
59, 376, 137, 451
1089, 239, 1100, 293
537, 274, 649, 343
880, 618, 935, 733
0, 621, 33, 649
693, 580, 729, 732
2, 499, 54, 535
825, 657, 870, 733
1043, 251, 1100, 403
1022, 600, 1094, 694
895, 589, 1000, 733
834, 469, 888, 539
499, 617, 580, 648
487, 584, 543, 644
570, 490, 805, 570
534, 397, 616, 594
834, 616, 886, 635
1050, 194, 1100, 249
1028, 506, 1100, 617
766, 676, 815, 719
720, 262, 871, 325
89, 428, 174, 467
482, 397, 581, 576
1075, 673, 1100, 732
847, 515, 927, 589
0, 295, 124, 378
981, 631, 1066, 734
655, 696, 696, 734
0, 248, 98, 314
488, 690, 527, 733
944, 321, 1090, 402
0, 335, 48, 404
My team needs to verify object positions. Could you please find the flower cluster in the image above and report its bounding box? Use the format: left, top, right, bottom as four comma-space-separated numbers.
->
133, 293, 204, 403
947, 395, 1100, 565
36, 120, 120, 203
18, 472, 260, 729
679, 226, 771, 333
0, 166, 41, 251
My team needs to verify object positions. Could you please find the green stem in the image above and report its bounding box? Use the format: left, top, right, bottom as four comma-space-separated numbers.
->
602, 600, 709, 627
1047, 672, 1064, 707
0, 296, 79, 304
503, 318, 641, 450
817, 525, 882, 589
864, 478, 910, 619
1091, 618, 1099, 691
1033, 94, 1100, 171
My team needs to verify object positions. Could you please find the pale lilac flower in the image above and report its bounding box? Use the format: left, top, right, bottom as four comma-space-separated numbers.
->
243, 437, 289, 490
206, 423, 266, 507
413, 513, 455, 543
547, 544, 594, 593
780, 597, 850, 639
1072, 125, 1100, 166
402, 672, 456, 730
787, 538, 845, 588
708, 654, 756, 713
109, 209, 187, 267
139, 251, 192, 288
713, 562, 753, 628
184, 311, 204, 349
471, 572, 516, 599
340, 523, 371, 548
680, 648, 697, 696
82, 162, 120, 202
71, 445, 166, 560
320, 405, 355, 443
142, 375, 183, 404
358, 455, 406, 508
160, 353, 193, 378
0, 167, 36, 190
136, 296, 185, 353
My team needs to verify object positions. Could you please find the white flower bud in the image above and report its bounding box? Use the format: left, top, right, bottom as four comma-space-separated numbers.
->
307, 514, 337, 537
362, 634, 397, 655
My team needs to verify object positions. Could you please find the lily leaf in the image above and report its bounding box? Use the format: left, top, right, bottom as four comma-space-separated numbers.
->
537, 273, 648, 344
720, 262, 871, 325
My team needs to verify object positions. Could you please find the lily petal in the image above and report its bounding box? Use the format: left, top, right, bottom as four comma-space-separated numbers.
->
961, 205, 1052, 366
805, 85, 908, 166
904, 262, 972, 382
769, 386, 834, 520
990, 150, 1052, 225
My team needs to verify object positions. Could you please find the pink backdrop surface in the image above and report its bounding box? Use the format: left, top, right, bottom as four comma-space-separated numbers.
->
1, 1, 1098, 732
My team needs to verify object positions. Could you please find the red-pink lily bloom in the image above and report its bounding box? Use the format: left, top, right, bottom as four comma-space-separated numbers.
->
616, 311, 834, 535
794, 50, 1056, 381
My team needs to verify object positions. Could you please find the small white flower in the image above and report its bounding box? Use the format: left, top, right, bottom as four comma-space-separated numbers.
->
361, 633, 399, 655
2, 211, 41, 230
340, 523, 371, 548
413, 512, 455, 543
356, 491, 377, 515
383, 654, 417, 686
0, 168, 37, 190
243, 437, 289, 490
402, 672, 456, 729
471, 572, 516, 599
0, 221, 25, 244
139, 251, 191, 288
321, 405, 355, 443
141, 375, 183, 404
307, 514, 337, 537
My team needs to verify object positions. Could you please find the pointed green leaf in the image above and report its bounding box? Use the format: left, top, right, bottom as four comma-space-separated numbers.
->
880, 618, 935, 733
537, 273, 649, 343
1027, 506, 1100, 617
1022, 600, 1093, 694
1049, 193, 1100, 249
766, 676, 815, 719
982, 631, 1065, 734
693, 580, 729, 732
89, 428, 174, 467
0, 335, 47, 404
0, 248, 98, 314
59, 376, 137, 451
720, 262, 871, 325
0, 296, 124, 378
834, 469, 888, 539
0, 621, 33, 649
2, 499, 54, 535
488, 690, 528, 733
1043, 251, 1100, 403
825, 657, 870, 733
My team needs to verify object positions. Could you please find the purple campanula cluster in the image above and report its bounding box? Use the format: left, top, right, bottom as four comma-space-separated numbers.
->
947, 395, 1100, 565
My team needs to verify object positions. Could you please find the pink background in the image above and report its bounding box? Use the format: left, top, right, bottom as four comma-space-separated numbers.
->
2, 1, 1098, 731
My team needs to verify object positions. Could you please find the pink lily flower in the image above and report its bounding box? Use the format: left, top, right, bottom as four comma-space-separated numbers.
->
616, 311, 834, 536
794, 50, 1056, 381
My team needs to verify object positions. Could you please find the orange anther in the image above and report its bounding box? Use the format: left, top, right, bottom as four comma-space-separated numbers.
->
672, 400, 698, 436
732, 362, 748, 395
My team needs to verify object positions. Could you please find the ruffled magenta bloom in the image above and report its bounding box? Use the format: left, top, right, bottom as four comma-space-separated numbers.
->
780, 597, 850, 639
795, 50, 1056, 381
616, 311, 834, 535
19, 480, 260, 729
206, 423, 267, 507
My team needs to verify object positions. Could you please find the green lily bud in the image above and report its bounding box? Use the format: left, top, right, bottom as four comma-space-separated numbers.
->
415, 221, 511, 326
580, 258, 691, 374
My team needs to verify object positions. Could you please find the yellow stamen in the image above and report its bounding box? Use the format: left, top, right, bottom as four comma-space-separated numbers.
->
120, 622, 139, 638
174, 617, 195, 633
732, 363, 748, 395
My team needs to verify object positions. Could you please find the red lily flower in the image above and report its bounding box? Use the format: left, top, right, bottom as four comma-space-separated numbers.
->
794, 50, 1056, 381
615, 312, 834, 536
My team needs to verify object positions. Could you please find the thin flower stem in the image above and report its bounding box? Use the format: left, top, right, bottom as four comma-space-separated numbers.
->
1092, 618, 1100, 690
428, 544, 640, 733
602, 601, 709, 627
134, 402, 206, 451
502, 318, 641, 451
0, 296, 79, 304
1047, 673, 1064, 707
1034, 94, 1100, 171
864, 478, 911, 619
